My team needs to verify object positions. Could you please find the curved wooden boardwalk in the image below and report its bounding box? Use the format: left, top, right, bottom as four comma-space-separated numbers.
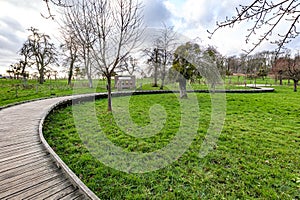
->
0, 96, 98, 200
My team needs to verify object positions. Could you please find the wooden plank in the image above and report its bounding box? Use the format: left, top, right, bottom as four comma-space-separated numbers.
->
3, 175, 66, 199
23, 179, 71, 199
0, 144, 43, 160
60, 189, 89, 200
0, 152, 48, 174
0, 173, 62, 199
0, 158, 51, 182
43, 185, 79, 200
0, 148, 45, 163
73, 194, 87, 200
0, 136, 40, 147
0, 133, 39, 141
0, 167, 59, 193
0, 140, 39, 150
0, 141, 41, 154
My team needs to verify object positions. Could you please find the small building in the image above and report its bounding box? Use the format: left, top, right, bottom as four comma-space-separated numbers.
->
115, 75, 136, 90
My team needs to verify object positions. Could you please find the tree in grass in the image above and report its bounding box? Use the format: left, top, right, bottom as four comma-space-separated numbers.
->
273, 55, 290, 86
64, 0, 143, 111
23, 27, 57, 84
172, 42, 199, 98
60, 33, 78, 86
274, 51, 300, 92
289, 53, 300, 92
172, 42, 222, 98
156, 25, 177, 89
62, 1, 95, 88
144, 25, 177, 89
19, 41, 33, 81
144, 47, 163, 87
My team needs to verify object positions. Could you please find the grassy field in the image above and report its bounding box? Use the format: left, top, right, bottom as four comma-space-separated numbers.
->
43, 86, 300, 199
0, 79, 108, 107
0, 76, 270, 107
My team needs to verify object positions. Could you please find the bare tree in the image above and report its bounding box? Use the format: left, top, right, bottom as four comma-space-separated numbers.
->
24, 27, 57, 84
144, 47, 162, 87
143, 25, 177, 89
210, 0, 300, 54
156, 25, 177, 89
60, 29, 79, 85
117, 55, 140, 75
42, 0, 70, 19
87, 0, 144, 111
64, 0, 143, 109
19, 41, 33, 81
63, 1, 95, 88
274, 51, 300, 91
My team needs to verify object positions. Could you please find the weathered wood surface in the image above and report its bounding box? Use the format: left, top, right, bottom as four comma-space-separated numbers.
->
0, 97, 97, 199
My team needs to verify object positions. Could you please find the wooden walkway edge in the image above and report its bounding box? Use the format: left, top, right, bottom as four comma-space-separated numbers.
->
0, 87, 274, 199
0, 95, 99, 200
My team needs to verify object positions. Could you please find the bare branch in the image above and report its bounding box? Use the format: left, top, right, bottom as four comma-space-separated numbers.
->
209, 0, 300, 55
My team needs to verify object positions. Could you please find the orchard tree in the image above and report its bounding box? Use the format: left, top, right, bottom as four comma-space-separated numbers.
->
19, 41, 33, 81
172, 42, 199, 98
144, 47, 163, 87
288, 53, 300, 92
117, 56, 140, 76
274, 51, 300, 91
23, 27, 57, 84
144, 25, 177, 89
8, 63, 21, 79
156, 25, 177, 89
62, 1, 95, 88
273, 56, 288, 85
172, 42, 223, 98
210, 0, 300, 54
64, 0, 144, 111
60, 32, 78, 85
205, 46, 225, 77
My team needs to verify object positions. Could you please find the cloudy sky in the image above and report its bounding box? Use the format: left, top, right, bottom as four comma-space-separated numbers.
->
0, 0, 297, 75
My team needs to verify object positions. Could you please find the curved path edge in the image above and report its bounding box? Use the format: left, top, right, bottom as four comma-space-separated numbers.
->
0, 86, 274, 198
39, 86, 275, 192
39, 94, 100, 200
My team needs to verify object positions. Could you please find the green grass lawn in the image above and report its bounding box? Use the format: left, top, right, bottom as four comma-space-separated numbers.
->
0, 77, 252, 107
43, 86, 300, 199
0, 79, 108, 107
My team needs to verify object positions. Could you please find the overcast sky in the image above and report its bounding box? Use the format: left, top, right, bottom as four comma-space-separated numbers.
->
0, 0, 298, 75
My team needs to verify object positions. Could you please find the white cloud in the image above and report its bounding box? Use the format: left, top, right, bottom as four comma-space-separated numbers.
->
142, 0, 172, 27
0, 0, 299, 75
0, 0, 60, 74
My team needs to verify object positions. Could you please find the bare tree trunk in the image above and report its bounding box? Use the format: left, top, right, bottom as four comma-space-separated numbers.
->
293, 79, 298, 92
153, 63, 158, 87
160, 63, 166, 90
39, 69, 45, 84
179, 77, 187, 99
68, 60, 75, 85
160, 74, 165, 90
279, 74, 283, 85
87, 74, 93, 88
107, 76, 112, 111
